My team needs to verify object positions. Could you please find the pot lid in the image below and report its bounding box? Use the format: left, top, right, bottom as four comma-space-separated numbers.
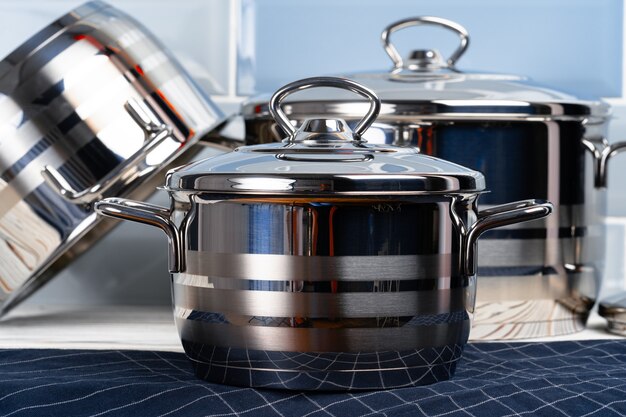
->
166, 77, 485, 194
243, 17, 608, 119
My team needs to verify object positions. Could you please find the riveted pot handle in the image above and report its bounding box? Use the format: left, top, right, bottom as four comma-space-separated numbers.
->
269, 76, 381, 139
381, 16, 470, 70
94, 198, 183, 272
42, 99, 172, 205
464, 199, 553, 276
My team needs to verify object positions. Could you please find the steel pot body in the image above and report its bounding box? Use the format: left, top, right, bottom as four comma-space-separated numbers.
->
0, 1, 224, 316
238, 113, 609, 340
95, 77, 552, 390
97, 192, 550, 390
209, 17, 624, 340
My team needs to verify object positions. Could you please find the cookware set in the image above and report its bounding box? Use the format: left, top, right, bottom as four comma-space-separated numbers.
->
0, 2, 621, 390
96, 77, 551, 389
210, 16, 626, 340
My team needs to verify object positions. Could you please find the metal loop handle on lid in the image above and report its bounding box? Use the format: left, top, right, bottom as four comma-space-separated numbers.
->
381, 16, 470, 69
269, 76, 381, 140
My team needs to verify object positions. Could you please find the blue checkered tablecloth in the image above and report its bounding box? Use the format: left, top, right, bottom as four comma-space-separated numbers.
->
1, 340, 626, 416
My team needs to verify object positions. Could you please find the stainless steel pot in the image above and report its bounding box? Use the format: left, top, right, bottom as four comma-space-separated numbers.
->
0, 1, 224, 316
209, 17, 626, 340
95, 77, 552, 390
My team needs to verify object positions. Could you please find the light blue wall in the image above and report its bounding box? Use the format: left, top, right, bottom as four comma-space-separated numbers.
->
239, 0, 623, 99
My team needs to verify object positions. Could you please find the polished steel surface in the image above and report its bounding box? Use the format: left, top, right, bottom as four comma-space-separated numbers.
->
173, 274, 469, 316
175, 312, 471, 352
0, 1, 223, 316
227, 15, 611, 155
96, 192, 550, 389
599, 293, 626, 336
204, 18, 625, 340
463, 200, 554, 276
269, 77, 380, 138
95, 76, 552, 389
169, 77, 485, 194
182, 252, 456, 280
183, 341, 465, 390
381, 16, 469, 71
40, 99, 172, 205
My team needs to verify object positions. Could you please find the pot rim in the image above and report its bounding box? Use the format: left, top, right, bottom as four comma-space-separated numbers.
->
161, 172, 486, 195
241, 98, 610, 121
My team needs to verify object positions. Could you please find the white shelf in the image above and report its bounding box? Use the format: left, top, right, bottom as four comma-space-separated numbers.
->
0, 306, 621, 353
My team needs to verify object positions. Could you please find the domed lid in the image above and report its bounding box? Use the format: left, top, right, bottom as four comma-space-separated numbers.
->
242, 17, 608, 120
166, 77, 485, 194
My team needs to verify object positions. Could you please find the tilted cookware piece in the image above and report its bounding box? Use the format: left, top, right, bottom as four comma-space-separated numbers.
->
0, 1, 224, 317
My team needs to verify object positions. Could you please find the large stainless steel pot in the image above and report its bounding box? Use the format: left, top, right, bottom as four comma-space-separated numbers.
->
95, 77, 552, 390
209, 17, 626, 340
0, 1, 224, 316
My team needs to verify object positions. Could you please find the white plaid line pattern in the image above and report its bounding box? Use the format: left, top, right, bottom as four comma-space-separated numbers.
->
0, 341, 626, 416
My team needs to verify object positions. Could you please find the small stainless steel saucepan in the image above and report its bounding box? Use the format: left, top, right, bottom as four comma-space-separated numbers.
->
95, 77, 552, 390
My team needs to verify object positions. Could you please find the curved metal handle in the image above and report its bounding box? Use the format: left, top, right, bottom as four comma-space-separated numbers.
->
595, 140, 626, 188
381, 16, 470, 69
269, 76, 381, 139
42, 99, 172, 205
464, 199, 553, 275
275, 153, 375, 162
94, 197, 183, 272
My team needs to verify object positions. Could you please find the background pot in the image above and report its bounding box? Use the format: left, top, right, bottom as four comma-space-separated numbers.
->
95, 77, 552, 390
207, 17, 626, 340
0, 1, 224, 317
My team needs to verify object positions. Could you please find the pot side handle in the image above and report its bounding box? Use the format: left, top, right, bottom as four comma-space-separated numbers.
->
94, 198, 183, 272
595, 140, 626, 188
464, 199, 553, 276
42, 99, 173, 205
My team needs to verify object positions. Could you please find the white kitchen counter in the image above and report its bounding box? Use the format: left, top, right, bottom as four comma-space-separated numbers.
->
0, 305, 621, 352
0, 305, 183, 352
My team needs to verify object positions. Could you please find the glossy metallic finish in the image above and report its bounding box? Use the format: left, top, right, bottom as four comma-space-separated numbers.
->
0, 1, 223, 316
206, 18, 625, 340
95, 76, 553, 390
598, 294, 626, 335
96, 194, 550, 390
381, 16, 470, 71
95, 194, 509, 390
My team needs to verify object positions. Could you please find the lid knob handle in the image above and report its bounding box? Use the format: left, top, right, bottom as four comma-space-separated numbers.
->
269, 76, 381, 141
381, 16, 470, 70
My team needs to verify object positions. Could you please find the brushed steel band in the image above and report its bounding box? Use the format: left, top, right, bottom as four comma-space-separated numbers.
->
176, 316, 471, 352
174, 273, 465, 291
183, 238, 600, 277
477, 237, 603, 267
184, 251, 455, 281
0, 56, 172, 184
173, 281, 470, 318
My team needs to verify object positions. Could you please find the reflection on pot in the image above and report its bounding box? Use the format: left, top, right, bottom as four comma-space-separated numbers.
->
205, 16, 624, 340
96, 77, 552, 389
